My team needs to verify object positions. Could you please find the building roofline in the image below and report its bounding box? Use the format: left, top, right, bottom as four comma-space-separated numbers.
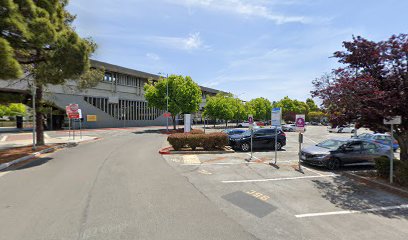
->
90, 59, 228, 94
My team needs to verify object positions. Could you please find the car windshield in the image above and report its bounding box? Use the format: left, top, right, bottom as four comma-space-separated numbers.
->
316, 139, 346, 150
242, 130, 253, 136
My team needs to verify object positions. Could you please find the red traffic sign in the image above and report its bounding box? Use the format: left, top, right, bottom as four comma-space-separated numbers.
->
69, 104, 79, 113
68, 112, 80, 119
163, 112, 171, 118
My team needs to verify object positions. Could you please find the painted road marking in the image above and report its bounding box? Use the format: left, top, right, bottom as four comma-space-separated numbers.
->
303, 136, 318, 144
198, 169, 212, 175
246, 153, 261, 160
182, 162, 260, 166
295, 204, 408, 218
245, 190, 270, 202
303, 166, 325, 176
222, 174, 338, 183
182, 155, 200, 164
1, 135, 7, 142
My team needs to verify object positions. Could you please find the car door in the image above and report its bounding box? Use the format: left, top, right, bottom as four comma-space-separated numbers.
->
361, 141, 378, 163
252, 129, 267, 148
337, 141, 364, 164
262, 129, 275, 149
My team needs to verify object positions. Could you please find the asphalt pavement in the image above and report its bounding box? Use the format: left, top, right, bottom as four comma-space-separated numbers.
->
0, 128, 256, 240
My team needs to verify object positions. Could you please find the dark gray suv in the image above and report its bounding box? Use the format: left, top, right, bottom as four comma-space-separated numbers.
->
300, 138, 391, 170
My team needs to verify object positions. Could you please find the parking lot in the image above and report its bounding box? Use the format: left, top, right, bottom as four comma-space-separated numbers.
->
163, 126, 408, 240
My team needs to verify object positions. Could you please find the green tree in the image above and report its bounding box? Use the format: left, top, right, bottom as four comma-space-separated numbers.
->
308, 111, 327, 123
203, 93, 236, 127
246, 97, 272, 121
0, 0, 103, 145
144, 75, 202, 129
233, 99, 247, 124
273, 96, 309, 122
7, 103, 26, 116
306, 98, 319, 112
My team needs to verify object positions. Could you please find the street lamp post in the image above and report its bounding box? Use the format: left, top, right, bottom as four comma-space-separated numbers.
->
159, 72, 169, 132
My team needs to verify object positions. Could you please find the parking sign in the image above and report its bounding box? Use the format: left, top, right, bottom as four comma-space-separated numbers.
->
271, 108, 282, 127
295, 114, 305, 132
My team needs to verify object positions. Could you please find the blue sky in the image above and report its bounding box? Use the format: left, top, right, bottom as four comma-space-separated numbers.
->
68, 0, 408, 102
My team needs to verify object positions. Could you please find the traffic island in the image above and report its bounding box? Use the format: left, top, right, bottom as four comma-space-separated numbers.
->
343, 171, 408, 199
0, 144, 67, 171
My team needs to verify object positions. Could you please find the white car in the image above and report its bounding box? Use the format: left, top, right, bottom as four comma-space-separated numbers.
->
282, 124, 296, 132
237, 121, 258, 128
328, 125, 356, 133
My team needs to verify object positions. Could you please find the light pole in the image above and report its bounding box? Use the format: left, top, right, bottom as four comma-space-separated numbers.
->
31, 81, 36, 150
158, 72, 169, 132
234, 92, 245, 127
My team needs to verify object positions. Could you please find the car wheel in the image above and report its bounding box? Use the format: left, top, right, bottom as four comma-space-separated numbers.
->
327, 158, 341, 170
351, 129, 355, 133
240, 142, 250, 152
238, 124, 243, 128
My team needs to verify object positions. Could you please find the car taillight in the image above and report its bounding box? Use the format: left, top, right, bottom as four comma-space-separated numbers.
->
394, 140, 398, 144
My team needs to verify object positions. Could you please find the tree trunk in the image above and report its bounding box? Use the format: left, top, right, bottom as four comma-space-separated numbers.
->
35, 85, 45, 146
225, 120, 228, 128
172, 115, 176, 130
396, 133, 408, 162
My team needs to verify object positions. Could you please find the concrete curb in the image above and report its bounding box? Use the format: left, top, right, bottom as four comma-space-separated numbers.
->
0, 143, 77, 171
159, 146, 234, 155
343, 172, 408, 199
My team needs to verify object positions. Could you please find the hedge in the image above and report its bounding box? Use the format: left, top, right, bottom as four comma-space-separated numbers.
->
167, 132, 228, 151
374, 156, 408, 186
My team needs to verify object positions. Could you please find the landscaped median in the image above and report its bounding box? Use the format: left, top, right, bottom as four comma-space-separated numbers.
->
159, 129, 234, 154
0, 144, 70, 171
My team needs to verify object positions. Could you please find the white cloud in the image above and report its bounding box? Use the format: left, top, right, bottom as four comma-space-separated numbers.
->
168, 0, 311, 24
146, 53, 160, 61
148, 32, 205, 51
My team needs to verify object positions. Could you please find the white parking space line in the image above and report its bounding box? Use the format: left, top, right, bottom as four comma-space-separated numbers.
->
303, 166, 325, 176
222, 174, 338, 183
182, 162, 259, 166
246, 153, 261, 160
1, 135, 7, 142
303, 136, 318, 144
295, 204, 408, 218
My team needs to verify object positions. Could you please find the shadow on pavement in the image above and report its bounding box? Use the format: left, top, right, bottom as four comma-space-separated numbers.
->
132, 129, 163, 135
312, 175, 408, 219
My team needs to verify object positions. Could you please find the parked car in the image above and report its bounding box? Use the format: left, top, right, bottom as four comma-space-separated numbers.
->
282, 124, 306, 132
282, 124, 296, 132
300, 138, 390, 170
228, 128, 286, 152
221, 129, 246, 136
327, 124, 356, 133
237, 121, 258, 128
256, 121, 265, 126
356, 133, 399, 152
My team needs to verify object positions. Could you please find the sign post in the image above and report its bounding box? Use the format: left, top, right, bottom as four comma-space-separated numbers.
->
66, 104, 80, 140
248, 114, 254, 161
184, 114, 191, 133
271, 108, 282, 164
296, 114, 306, 171
384, 116, 401, 184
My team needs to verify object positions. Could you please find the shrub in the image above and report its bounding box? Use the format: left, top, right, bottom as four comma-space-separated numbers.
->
187, 134, 203, 150
374, 156, 401, 178
167, 133, 188, 150
190, 129, 204, 134
395, 161, 408, 186
167, 132, 228, 151
202, 133, 228, 151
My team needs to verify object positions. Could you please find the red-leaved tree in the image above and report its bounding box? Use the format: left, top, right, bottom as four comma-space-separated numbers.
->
312, 34, 408, 162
